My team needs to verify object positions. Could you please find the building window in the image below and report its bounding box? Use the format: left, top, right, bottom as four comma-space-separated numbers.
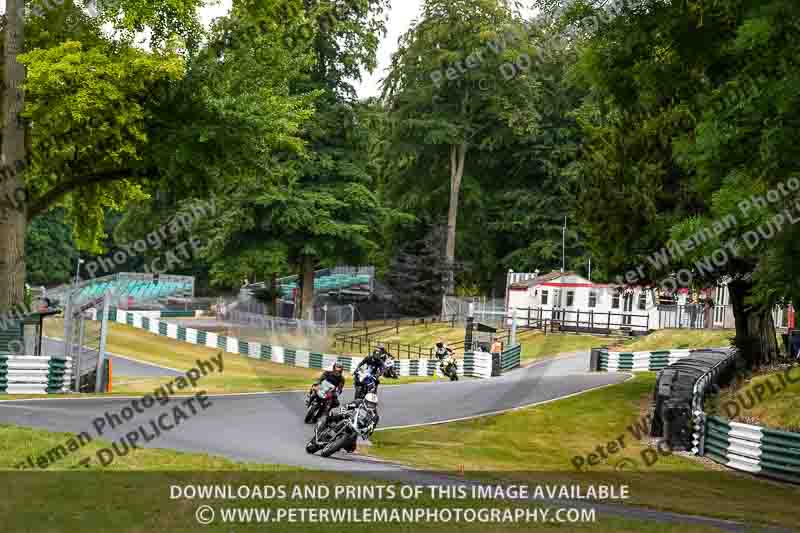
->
612, 294, 620, 309
638, 293, 647, 310
566, 291, 575, 307
541, 290, 548, 305
588, 291, 597, 308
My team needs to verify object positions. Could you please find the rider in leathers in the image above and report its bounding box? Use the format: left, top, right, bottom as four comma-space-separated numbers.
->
353, 344, 395, 398
324, 393, 380, 453
309, 362, 345, 410
434, 341, 454, 361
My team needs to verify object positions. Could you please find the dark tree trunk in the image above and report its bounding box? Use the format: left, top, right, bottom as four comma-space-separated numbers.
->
1, 0, 27, 313
728, 279, 779, 369
299, 255, 315, 321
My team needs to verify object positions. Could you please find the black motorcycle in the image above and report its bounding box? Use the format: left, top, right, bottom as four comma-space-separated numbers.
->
304, 379, 339, 424
305, 401, 379, 457
440, 355, 459, 381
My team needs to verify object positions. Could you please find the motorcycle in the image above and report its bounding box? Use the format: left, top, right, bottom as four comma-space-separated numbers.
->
440, 355, 459, 381
305, 401, 379, 457
304, 379, 338, 424
354, 356, 398, 399
383, 356, 399, 379
354, 368, 379, 400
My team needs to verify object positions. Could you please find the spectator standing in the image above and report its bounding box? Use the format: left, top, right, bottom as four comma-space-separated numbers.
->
491, 338, 503, 356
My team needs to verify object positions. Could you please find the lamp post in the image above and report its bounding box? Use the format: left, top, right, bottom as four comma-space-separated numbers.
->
73, 258, 85, 287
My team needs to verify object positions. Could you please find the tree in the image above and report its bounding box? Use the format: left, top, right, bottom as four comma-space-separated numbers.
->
381, 0, 542, 299
483, 16, 592, 278
384, 219, 458, 316
198, 0, 393, 320
0, 0, 205, 314
0, 0, 318, 318
567, 0, 800, 367
25, 209, 79, 286
1, 0, 27, 313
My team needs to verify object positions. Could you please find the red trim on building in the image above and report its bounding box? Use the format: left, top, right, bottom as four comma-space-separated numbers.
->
540, 282, 594, 288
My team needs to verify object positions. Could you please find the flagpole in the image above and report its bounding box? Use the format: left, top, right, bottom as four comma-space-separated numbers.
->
561, 216, 566, 273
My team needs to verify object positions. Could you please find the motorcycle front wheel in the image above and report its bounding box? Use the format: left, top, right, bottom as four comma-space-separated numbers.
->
320, 431, 353, 458
305, 438, 322, 455
304, 403, 320, 424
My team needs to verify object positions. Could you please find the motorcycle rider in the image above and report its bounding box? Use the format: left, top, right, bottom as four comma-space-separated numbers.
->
353, 343, 396, 398
435, 341, 458, 379
309, 362, 345, 410
355, 343, 389, 380
434, 340, 454, 361
324, 392, 380, 452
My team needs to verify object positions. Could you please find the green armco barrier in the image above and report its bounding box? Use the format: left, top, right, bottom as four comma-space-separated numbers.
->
701, 415, 800, 485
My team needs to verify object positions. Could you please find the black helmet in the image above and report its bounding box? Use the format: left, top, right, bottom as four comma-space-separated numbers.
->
332, 362, 343, 374
436, 341, 444, 348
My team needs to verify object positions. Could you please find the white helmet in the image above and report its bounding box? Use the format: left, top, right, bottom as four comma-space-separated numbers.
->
364, 393, 378, 409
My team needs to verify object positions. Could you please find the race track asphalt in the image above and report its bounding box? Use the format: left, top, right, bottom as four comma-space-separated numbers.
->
43, 338, 182, 378
0, 351, 786, 531
0, 352, 621, 471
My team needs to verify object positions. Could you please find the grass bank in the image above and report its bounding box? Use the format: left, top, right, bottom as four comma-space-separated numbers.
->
614, 329, 735, 351
369, 374, 800, 529
336, 322, 614, 363
41, 320, 433, 395
709, 364, 800, 431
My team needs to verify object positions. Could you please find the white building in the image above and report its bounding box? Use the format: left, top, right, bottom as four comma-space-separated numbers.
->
506, 271, 661, 332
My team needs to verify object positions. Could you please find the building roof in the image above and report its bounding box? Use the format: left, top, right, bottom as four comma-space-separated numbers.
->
509, 270, 622, 290
510, 271, 580, 289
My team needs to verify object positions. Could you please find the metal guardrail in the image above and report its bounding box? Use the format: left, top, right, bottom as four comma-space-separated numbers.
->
0, 355, 73, 394
704, 416, 800, 484
594, 348, 695, 372
674, 349, 800, 484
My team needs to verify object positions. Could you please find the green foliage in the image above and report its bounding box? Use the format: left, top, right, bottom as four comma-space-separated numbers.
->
25, 209, 78, 286
379, 1, 592, 290
570, 0, 800, 305
20, 41, 182, 250
195, 0, 394, 292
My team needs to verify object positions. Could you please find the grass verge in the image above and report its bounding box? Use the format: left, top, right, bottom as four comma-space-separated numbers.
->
336, 322, 615, 363
368, 374, 800, 529
37, 319, 434, 395
709, 364, 800, 431
0, 425, 735, 532
614, 329, 735, 351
